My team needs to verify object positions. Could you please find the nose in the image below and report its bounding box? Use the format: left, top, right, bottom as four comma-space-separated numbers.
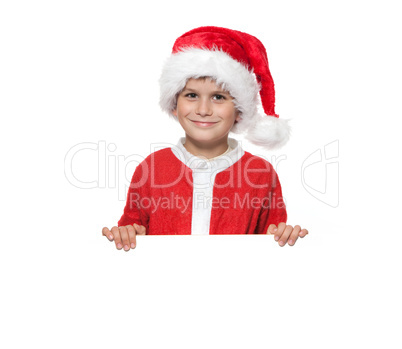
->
195, 98, 212, 117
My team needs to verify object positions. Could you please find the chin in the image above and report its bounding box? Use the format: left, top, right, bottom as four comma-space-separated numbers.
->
189, 133, 228, 145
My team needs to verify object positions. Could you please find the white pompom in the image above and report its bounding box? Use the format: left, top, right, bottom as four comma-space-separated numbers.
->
245, 114, 291, 150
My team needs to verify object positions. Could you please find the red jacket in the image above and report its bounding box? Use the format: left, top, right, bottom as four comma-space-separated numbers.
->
118, 147, 287, 234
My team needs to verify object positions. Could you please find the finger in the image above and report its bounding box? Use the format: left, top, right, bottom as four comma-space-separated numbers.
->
278, 225, 293, 247
267, 224, 277, 235
127, 225, 137, 249
299, 229, 309, 238
288, 225, 301, 246
111, 226, 123, 250
119, 226, 130, 251
102, 227, 114, 241
274, 222, 287, 242
134, 223, 147, 235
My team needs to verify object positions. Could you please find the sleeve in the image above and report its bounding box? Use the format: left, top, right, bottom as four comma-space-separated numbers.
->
117, 160, 150, 229
255, 167, 287, 234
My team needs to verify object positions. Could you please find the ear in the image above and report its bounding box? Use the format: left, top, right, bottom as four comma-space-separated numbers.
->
235, 111, 241, 123
172, 108, 177, 117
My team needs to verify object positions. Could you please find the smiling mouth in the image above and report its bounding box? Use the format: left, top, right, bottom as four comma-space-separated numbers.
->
190, 120, 219, 127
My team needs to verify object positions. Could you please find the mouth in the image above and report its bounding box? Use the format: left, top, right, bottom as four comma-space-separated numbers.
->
190, 120, 219, 127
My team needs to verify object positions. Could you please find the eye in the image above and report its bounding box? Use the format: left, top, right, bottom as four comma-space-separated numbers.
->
185, 93, 197, 98
213, 94, 226, 100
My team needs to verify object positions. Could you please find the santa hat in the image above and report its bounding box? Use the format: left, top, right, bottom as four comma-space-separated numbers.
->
159, 26, 290, 149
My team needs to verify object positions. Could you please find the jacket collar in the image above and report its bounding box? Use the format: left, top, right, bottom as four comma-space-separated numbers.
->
171, 137, 245, 172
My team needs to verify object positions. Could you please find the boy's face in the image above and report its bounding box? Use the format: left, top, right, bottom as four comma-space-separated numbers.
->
173, 78, 240, 151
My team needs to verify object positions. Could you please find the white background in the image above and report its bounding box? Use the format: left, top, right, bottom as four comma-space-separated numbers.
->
1, 0, 401, 348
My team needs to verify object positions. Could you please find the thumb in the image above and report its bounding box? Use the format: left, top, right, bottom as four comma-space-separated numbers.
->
267, 224, 277, 235
134, 223, 147, 235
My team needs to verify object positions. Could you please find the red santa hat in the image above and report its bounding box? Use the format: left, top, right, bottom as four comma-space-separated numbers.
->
159, 26, 290, 149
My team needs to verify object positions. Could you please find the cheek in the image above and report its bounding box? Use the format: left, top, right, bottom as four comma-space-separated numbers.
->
174, 100, 190, 117
222, 107, 239, 123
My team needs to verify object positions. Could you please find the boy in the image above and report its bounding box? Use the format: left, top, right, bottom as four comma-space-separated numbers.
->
102, 26, 308, 250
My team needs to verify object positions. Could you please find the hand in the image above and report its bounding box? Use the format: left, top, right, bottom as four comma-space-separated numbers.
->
102, 223, 146, 251
267, 223, 308, 247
